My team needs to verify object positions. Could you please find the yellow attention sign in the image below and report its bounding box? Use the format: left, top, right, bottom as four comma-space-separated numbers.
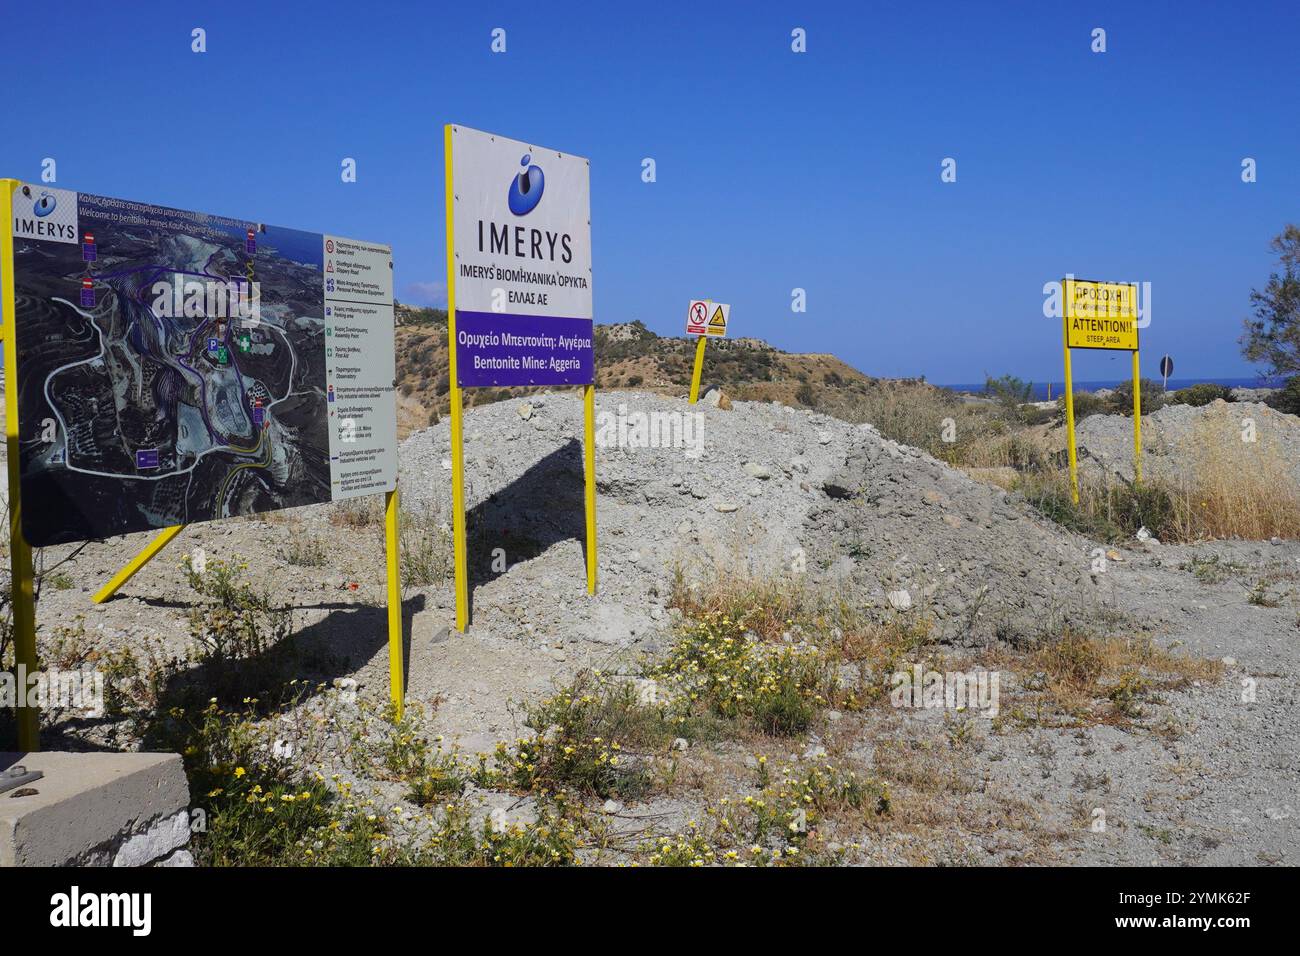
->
1063, 278, 1139, 350
1059, 275, 1144, 507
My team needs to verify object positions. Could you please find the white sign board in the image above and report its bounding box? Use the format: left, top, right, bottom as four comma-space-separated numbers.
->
687, 299, 729, 337
448, 125, 594, 387
323, 235, 398, 499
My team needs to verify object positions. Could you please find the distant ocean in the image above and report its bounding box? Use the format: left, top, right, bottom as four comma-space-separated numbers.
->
940, 377, 1289, 401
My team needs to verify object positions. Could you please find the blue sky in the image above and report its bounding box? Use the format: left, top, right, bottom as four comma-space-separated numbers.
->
3, 0, 1297, 383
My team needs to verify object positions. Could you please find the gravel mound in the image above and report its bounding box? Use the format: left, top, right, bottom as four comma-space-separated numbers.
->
397, 390, 1101, 646
1075, 400, 1300, 486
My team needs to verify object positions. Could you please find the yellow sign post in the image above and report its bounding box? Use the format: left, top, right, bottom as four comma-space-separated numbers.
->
584, 385, 597, 595
1, 179, 39, 750
443, 126, 471, 631
1061, 277, 1142, 503
92, 525, 186, 604
688, 336, 707, 404
384, 488, 405, 718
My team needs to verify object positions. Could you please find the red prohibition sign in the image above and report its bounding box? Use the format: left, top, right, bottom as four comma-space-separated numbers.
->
690, 302, 707, 326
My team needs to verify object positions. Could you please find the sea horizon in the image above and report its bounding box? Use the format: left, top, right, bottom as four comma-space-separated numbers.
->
940, 376, 1289, 402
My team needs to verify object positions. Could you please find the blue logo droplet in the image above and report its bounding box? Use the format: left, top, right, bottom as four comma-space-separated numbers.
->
508, 155, 545, 215
33, 192, 57, 217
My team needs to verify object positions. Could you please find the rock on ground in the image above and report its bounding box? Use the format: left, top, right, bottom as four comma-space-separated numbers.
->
1075, 400, 1300, 487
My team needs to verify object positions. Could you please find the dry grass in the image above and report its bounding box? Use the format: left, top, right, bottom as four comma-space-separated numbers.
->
1158, 417, 1300, 541
996, 629, 1224, 727
329, 496, 384, 530
654, 570, 1228, 865
668, 570, 811, 641
837, 382, 1040, 468
845, 379, 1300, 544
669, 569, 932, 690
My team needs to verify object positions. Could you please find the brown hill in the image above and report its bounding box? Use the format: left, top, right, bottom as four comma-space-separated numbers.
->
393, 305, 883, 438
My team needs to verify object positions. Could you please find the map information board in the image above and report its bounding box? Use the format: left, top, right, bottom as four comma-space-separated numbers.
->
7, 184, 396, 546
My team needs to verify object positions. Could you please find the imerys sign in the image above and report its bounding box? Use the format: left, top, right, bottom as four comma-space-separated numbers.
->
448, 125, 593, 386
442, 126, 600, 633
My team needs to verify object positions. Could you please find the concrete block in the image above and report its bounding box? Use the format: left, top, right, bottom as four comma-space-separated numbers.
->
0, 752, 190, 867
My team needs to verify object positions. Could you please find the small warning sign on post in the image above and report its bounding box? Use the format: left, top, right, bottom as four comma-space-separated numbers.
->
687, 300, 729, 337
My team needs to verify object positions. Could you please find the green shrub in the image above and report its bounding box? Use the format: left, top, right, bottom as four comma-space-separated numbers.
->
182, 556, 291, 667
486, 672, 668, 800
169, 699, 342, 866
1016, 473, 1179, 543
1169, 383, 1233, 407
651, 612, 832, 736
1058, 391, 1107, 421
1021, 404, 1057, 426
1108, 379, 1165, 415
985, 374, 1033, 418
400, 510, 453, 587
1106, 482, 1179, 540
1268, 376, 1300, 415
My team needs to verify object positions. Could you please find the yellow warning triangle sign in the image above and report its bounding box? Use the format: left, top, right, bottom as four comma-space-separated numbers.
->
708, 306, 726, 329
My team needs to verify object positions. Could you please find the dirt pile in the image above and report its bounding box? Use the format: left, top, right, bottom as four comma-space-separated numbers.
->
397, 390, 1101, 645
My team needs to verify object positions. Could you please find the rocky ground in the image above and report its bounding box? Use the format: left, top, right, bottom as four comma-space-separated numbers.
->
7, 390, 1299, 865
1076, 399, 1300, 486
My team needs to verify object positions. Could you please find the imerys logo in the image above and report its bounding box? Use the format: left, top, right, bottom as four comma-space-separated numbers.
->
33, 190, 57, 216
507, 154, 545, 215
478, 153, 571, 261
13, 183, 78, 244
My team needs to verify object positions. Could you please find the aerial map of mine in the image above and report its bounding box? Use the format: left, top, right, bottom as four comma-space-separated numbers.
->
11, 188, 331, 546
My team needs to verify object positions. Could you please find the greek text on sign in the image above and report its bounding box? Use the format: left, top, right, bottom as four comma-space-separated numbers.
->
449, 125, 593, 387
687, 300, 729, 337
7, 184, 397, 546
1063, 278, 1139, 351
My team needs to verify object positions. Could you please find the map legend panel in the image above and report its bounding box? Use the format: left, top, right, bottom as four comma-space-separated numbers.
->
323, 235, 397, 500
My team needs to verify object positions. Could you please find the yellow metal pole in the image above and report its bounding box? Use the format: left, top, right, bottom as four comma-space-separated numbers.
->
583, 384, 597, 595
1062, 318, 1079, 506
92, 524, 185, 603
2, 179, 38, 750
688, 335, 706, 404
1132, 349, 1142, 485
384, 488, 404, 718
444, 125, 469, 632
1, 181, 39, 750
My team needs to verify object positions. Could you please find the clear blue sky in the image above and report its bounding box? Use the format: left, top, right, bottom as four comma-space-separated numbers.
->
3, 0, 1297, 384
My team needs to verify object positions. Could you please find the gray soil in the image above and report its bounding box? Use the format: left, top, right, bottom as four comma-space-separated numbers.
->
7, 390, 1298, 865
